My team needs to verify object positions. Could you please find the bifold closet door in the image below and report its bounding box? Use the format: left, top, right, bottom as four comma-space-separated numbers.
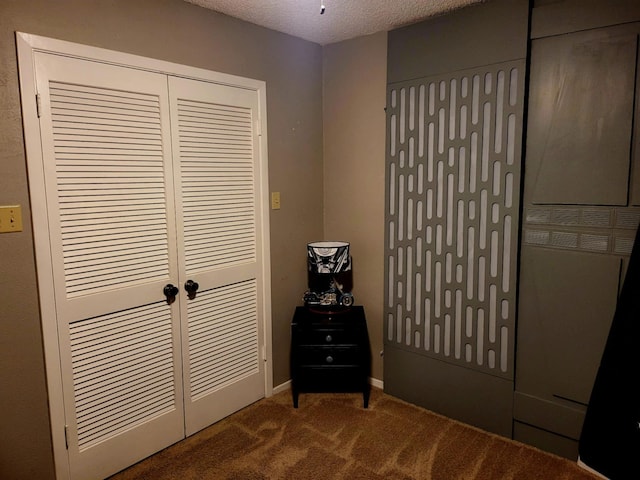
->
32, 51, 268, 479
168, 77, 266, 435
33, 52, 185, 480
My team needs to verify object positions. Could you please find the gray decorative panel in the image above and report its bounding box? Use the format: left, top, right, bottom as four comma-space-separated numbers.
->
385, 61, 524, 379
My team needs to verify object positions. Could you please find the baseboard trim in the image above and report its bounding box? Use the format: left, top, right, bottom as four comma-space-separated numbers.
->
272, 380, 291, 395
370, 377, 384, 389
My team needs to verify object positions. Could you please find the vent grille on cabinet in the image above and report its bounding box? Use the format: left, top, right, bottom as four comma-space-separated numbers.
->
69, 302, 176, 451
550, 231, 578, 249
522, 206, 639, 256
385, 61, 524, 378
50, 82, 170, 298
187, 279, 259, 400
177, 99, 256, 272
582, 209, 612, 227
614, 236, 635, 255
615, 209, 640, 229
524, 229, 550, 246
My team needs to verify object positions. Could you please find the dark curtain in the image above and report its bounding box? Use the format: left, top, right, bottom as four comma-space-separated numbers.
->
579, 225, 640, 479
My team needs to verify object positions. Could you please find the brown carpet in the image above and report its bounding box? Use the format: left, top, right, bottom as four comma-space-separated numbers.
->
109, 388, 600, 479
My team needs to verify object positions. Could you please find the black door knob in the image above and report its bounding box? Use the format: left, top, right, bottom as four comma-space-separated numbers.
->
185, 279, 199, 299
163, 284, 179, 303
184, 280, 199, 293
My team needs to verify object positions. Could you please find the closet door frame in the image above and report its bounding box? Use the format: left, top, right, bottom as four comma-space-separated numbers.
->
17, 32, 273, 480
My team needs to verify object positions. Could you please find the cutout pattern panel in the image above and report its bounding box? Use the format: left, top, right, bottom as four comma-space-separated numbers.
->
385, 61, 524, 378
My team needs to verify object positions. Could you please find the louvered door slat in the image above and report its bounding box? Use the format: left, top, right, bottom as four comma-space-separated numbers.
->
177, 97, 256, 272
189, 333, 256, 365
184, 229, 254, 242
65, 264, 168, 290
51, 99, 160, 117
185, 216, 252, 228
62, 220, 166, 237
58, 171, 164, 180
50, 82, 168, 296
53, 126, 162, 139
58, 157, 164, 167
69, 302, 175, 451
182, 164, 253, 171
184, 213, 253, 222
60, 199, 167, 211
62, 238, 167, 256
186, 279, 258, 398
184, 231, 254, 243
51, 115, 161, 130
64, 249, 165, 267
189, 306, 254, 336
62, 234, 167, 250
70, 320, 170, 360
184, 252, 254, 270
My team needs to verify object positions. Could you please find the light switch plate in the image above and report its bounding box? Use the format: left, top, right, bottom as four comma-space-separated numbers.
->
0, 205, 23, 233
271, 192, 281, 210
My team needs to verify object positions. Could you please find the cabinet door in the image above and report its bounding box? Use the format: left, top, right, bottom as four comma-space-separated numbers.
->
516, 22, 640, 459
526, 30, 637, 205
34, 52, 185, 480
168, 77, 266, 435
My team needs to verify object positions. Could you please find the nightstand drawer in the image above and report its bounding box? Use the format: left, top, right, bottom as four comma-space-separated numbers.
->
296, 345, 361, 366
294, 328, 359, 346
294, 366, 365, 390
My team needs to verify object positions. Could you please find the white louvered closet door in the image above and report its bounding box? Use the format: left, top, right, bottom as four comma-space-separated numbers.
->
168, 77, 265, 435
33, 53, 185, 480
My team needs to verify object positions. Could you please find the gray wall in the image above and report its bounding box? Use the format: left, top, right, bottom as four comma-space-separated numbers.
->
0, 1, 323, 478
323, 32, 388, 381
387, 0, 530, 83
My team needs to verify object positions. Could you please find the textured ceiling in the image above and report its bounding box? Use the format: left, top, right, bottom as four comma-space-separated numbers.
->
184, 0, 484, 45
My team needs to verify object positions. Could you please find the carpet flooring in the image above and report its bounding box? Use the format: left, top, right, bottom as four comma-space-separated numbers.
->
109, 388, 600, 479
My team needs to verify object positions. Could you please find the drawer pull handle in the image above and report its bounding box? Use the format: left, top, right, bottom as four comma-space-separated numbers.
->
325, 335, 333, 343
326, 355, 334, 364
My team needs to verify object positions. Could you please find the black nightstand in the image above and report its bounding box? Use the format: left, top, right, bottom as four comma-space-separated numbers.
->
290, 305, 371, 408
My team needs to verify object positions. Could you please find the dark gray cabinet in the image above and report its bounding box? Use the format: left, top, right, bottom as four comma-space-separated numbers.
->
515, 5, 640, 458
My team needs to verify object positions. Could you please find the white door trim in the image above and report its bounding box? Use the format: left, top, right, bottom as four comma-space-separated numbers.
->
16, 31, 272, 480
